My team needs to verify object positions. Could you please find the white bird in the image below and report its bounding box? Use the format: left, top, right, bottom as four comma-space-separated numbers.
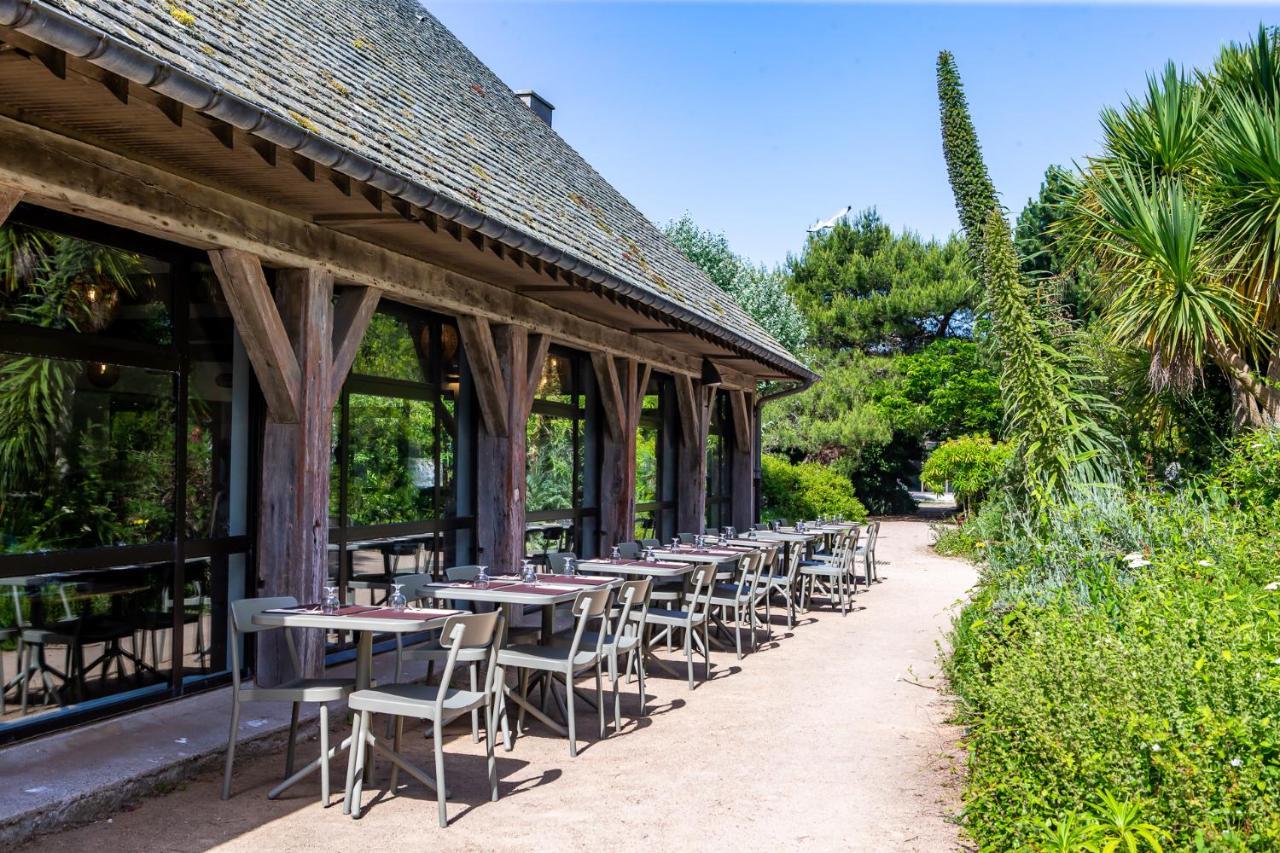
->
807, 205, 851, 233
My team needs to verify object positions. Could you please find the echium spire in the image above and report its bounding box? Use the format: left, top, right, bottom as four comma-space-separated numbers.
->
937, 50, 999, 274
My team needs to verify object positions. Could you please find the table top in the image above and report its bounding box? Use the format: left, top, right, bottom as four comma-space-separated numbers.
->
253, 604, 462, 633
651, 547, 750, 564
576, 559, 696, 579
748, 531, 817, 542
422, 573, 620, 605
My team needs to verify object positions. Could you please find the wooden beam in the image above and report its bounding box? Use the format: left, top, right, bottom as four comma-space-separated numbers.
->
523, 333, 551, 418
730, 388, 752, 451
329, 285, 381, 406
457, 315, 509, 436
675, 373, 699, 447
0, 116, 779, 383
207, 249, 302, 423
313, 212, 403, 227
158, 97, 183, 128
591, 352, 625, 441
0, 186, 22, 227
100, 71, 129, 105
627, 362, 653, 431
209, 122, 234, 150
250, 137, 277, 166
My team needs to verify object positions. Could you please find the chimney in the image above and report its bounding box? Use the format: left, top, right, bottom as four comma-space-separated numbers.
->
514, 90, 554, 127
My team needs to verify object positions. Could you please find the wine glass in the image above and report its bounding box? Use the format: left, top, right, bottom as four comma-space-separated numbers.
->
521, 559, 537, 583
610, 545, 621, 562
476, 565, 490, 587
644, 547, 656, 563
322, 586, 339, 614
389, 583, 407, 611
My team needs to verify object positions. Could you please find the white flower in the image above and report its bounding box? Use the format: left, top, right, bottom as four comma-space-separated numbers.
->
1149, 743, 1161, 752
1197, 559, 1214, 567
1128, 558, 1152, 568
1123, 552, 1144, 562
1266, 582, 1280, 592
1230, 757, 1242, 768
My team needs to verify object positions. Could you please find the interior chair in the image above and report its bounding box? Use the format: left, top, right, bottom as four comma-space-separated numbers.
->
495, 587, 609, 757
344, 611, 503, 826
223, 596, 354, 803
643, 565, 714, 689
9, 586, 76, 713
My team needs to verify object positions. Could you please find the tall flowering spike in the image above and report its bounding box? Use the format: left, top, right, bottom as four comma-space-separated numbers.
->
937, 50, 999, 274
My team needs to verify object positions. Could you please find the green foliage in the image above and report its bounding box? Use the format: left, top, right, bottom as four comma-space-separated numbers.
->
937, 50, 999, 273
759, 454, 867, 522
879, 339, 1000, 440
785, 209, 976, 353
920, 434, 1011, 515
663, 214, 808, 354
945, 432, 1280, 851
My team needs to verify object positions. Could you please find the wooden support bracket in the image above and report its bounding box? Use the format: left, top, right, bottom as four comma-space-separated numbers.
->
457, 315, 509, 436
208, 248, 302, 423
0, 185, 22, 227
730, 388, 752, 451
522, 333, 551, 419
329, 285, 381, 407
591, 352, 625, 441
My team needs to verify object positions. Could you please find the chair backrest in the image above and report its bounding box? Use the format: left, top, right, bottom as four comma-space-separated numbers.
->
867, 520, 880, 553
640, 538, 660, 549
393, 573, 437, 603
683, 565, 716, 621
228, 596, 299, 689
677, 532, 696, 545
434, 610, 501, 711
784, 540, 806, 583
616, 578, 652, 634
562, 587, 611, 662
446, 564, 481, 582
545, 551, 572, 572
751, 523, 768, 531
616, 541, 640, 560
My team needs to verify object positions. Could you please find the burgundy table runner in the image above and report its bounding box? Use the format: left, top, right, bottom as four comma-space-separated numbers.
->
360, 608, 457, 620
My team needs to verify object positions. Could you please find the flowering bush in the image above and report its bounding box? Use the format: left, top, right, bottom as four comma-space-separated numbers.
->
945, 431, 1280, 850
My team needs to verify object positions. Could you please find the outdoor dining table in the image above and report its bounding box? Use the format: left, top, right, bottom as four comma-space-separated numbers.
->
251, 603, 462, 809
574, 557, 698, 581
419, 573, 622, 741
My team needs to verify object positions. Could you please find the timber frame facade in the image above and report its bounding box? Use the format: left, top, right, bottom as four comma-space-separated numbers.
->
0, 0, 813, 738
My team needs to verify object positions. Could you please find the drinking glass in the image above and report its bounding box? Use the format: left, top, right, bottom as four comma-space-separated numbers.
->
322, 586, 339, 614
476, 565, 490, 587
521, 559, 537, 582
610, 545, 621, 562
644, 547, 656, 563
564, 555, 577, 576
389, 583, 408, 611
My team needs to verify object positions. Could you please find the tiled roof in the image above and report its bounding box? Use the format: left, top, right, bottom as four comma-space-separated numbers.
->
29, 0, 810, 379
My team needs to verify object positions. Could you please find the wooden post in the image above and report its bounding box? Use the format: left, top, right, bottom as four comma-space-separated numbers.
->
675, 374, 714, 536
467, 318, 548, 570
211, 251, 379, 684
730, 389, 756, 531
593, 355, 650, 549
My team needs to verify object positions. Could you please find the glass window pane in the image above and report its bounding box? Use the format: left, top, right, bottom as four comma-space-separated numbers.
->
345, 394, 436, 526
526, 411, 578, 513
186, 265, 239, 540
0, 223, 171, 345
351, 312, 426, 383
0, 356, 175, 553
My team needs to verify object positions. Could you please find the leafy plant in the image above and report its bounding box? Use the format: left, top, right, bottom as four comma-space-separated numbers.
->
760, 454, 867, 522
920, 433, 1011, 515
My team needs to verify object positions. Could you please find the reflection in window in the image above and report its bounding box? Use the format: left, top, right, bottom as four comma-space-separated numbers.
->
705, 392, 732, 533
525, 350, 590, 556
346, 394, 437, 526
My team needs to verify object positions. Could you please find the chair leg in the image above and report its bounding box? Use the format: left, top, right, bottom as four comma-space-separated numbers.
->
486, 698, 499, 802
389, 715, 404, 794
703, 619, 711, 682
565, 672, 578, 757
319, 703, 331, 807
595, 660, 605, 739
609, 651, 621, 733
18, 642, 30, 715
285, 701, 300, 778
221, 697, 241, 800
733, 604, 743, 660
343, 710, 361, 816
635, 650, 647, 716
469, 663, 480, 743
683, 628, 694, 690
350, 710, 372, 818
433, 712, 448, 827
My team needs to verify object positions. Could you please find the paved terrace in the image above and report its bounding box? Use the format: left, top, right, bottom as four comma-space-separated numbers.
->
13, 519, 974, 852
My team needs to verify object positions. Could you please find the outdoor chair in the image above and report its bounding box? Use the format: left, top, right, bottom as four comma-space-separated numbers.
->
640, 537, 661, 549
761, 540, 807, 628
615, 541, 640, 560
9, 586, 75, 713
345, 611, 503, 827
643, 565, 714, 689
135, 580, 209, 673
559, 578, 650, 731
799, 528, 859, 615
676, 532, 697, 545
742, 541, 783, 633
223, 596, 354, 803
496, 587, 609, 757
545, 551, 573, 572
855, 521, 881, 586
695, 552, 765, 659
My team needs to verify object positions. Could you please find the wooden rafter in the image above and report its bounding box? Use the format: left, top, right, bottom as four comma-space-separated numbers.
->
457, 315, 509, 436
523, 333, 551, 418
625, 361, 652, 433
208, 248, 302, 423
329, 285, 381, 407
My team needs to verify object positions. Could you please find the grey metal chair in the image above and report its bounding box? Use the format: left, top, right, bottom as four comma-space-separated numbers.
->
561, 578, 650, 732
496, 587, 609, 757
545, 551, 573, 572
345, 610, 503, 826
643, 564, 714, 689
855, 521, 881, 585
223, 596, 354, 803
696, 551, 766, 659
639, 538, 660, 549
799, 528, 859, 615
9, 586, 75, 714
676, 532, 697, 545
615, 541, 640, 560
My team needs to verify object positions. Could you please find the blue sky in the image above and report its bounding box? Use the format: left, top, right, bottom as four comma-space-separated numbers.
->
429, 2, 1273, 267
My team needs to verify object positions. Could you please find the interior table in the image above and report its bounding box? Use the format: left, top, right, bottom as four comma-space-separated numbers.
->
251, 603, 461, 811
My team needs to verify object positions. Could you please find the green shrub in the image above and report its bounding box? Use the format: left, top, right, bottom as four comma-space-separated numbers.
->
760, 454, 867, 522
921, 433, 1011, 516
945, 433, 1280, 850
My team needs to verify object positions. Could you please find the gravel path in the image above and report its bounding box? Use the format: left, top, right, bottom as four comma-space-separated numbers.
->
24, 519, 975, 852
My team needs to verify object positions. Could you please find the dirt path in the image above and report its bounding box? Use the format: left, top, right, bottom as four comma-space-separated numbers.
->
23, 519, 975, 852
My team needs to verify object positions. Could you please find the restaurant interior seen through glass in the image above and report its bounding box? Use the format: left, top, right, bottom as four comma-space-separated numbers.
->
0, 204, 751, 742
